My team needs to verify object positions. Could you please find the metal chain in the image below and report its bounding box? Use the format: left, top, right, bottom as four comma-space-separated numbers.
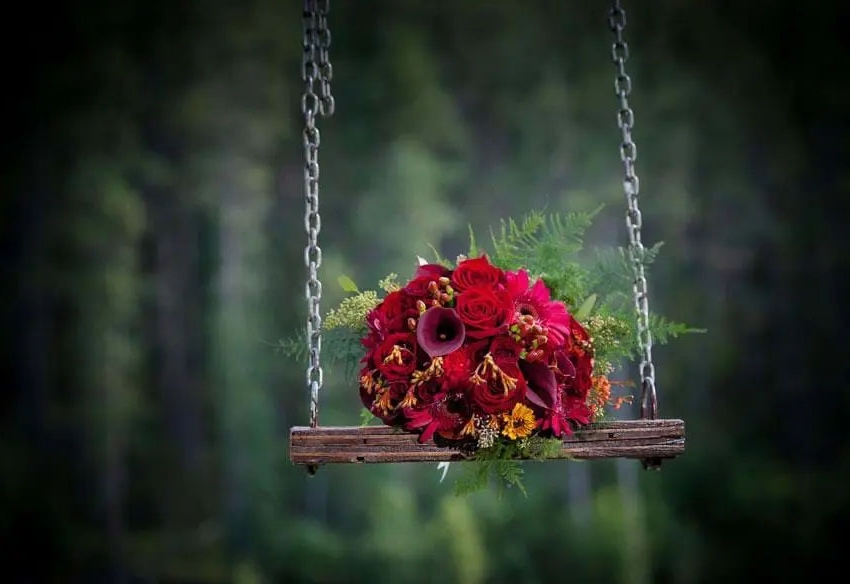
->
303, 0, 334, 428
608, 0, 657, 420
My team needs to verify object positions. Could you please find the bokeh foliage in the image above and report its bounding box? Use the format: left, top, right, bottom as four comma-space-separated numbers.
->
3, 0, 849, 582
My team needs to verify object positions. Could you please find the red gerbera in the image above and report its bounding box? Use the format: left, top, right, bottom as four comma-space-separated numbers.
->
506, 269, 572, 348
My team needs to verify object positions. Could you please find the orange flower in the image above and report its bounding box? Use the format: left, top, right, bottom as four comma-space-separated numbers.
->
501, 403, 536, 440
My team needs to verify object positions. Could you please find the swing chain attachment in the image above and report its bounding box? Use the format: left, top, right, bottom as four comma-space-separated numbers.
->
608, 0, 657, 423
303, 0, 334, 430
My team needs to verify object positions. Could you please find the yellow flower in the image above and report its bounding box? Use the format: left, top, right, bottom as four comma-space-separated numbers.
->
501, 403, 536, 440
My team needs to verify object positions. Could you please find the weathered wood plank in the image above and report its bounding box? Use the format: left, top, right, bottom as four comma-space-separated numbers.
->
289, 419, 685, 465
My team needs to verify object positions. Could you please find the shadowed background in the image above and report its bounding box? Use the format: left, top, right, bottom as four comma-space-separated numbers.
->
3, 0, 849, 582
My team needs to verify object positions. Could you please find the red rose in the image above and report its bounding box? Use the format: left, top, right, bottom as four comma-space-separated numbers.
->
367, 290, 417, 336
451, 255, 505, 292
489, 335, 523, 365
414, 376, 446, 406
404, 275, 435, 299
455, 287, 512, 339
373, 332, 418, 381
404, 263, 451, 298
468, 360, 527, 414
359, 373, 406, 424
413, 263, 451, 280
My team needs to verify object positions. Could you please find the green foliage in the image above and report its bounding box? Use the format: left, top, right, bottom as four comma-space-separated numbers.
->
276, 326, 365, 382
453, 436, 565, 497
324, 290, 379, 330
359, 408, 378, 426
649, 313, 708, 344
484, 208, 601, 306
338, 275, 360, 293
378, 273, 400, 293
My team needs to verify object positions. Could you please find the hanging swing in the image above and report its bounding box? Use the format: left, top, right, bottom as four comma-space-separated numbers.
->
289, 0, 685, 472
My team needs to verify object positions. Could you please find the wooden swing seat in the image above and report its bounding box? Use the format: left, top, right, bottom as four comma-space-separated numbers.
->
289, 418, 684, 466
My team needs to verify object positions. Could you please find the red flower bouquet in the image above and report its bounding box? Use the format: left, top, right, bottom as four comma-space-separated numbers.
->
359, 255, 597, 448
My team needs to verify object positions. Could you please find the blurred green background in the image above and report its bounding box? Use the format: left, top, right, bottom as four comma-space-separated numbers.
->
3, 0, 848, 582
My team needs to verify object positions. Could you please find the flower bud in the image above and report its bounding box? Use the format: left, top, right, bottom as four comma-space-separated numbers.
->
438, 276, 451, 287
407, 317, 417, 332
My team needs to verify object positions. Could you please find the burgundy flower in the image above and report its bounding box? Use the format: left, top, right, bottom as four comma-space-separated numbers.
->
455, 287, 512, 339
563, 394, 592, 425
522, 351, 590, 438
521, 360, 557, 410
451, 255, 505, 292
568, 351, 593, 398
373, 332, 418, 381
403, 397, 466, 443
553, 349, 577, 382
417, 306, 466, 358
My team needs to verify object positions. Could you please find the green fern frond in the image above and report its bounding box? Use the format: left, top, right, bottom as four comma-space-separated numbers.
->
453, 461, 492, 496
649, 313, 706, 344
278, 326, 366, 382
272, 334, 308, 362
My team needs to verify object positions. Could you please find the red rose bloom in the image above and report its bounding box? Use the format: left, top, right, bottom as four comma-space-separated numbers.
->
373, 332, 417, 381
468, 360, 527, 414
413, 263, 451, 280
366, 290, 417, 337
404, 263, 451, 298
489, 335, 523, 365
404, 275, 436, 299
455, 287, 512, 339
359, 377, 407, 424
451, 255, 505, 292
414, 376, 446, 406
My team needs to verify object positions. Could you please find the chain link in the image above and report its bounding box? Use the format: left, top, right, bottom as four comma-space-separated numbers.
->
608, 0, 657, 420
303, 0, 334, 428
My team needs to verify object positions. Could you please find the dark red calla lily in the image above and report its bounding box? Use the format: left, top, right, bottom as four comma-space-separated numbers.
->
521, 360, 557, 409
417, 306, 466, 358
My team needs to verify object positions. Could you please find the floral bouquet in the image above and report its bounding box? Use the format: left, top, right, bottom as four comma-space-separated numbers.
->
360, 255, 600, 448
281, 209, 698, 491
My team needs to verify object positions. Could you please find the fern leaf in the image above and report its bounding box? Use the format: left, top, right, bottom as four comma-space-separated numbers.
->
648, 314, 706, 344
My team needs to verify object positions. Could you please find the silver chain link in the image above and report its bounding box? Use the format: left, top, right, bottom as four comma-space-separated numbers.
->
303, 0, 334, 428
608, 0, 657, 420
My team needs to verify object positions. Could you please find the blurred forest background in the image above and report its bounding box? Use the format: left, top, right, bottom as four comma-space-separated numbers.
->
3, 0, 849, 582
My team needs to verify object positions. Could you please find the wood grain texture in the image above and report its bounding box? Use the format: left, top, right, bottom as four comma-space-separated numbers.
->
289, 419, 685, 465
